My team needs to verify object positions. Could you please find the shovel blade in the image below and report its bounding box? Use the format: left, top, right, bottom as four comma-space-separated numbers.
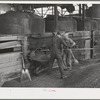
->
20, 69, 31, 81
25, 69, 32, 81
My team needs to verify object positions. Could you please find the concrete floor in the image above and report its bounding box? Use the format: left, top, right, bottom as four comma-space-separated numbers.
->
2, 58, 100, 88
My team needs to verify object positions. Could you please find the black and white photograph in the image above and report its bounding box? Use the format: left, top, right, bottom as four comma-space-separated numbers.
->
0, 1, 100, 99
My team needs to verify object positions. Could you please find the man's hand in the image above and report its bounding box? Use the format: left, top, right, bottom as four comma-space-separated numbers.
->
72, 44, 78, 48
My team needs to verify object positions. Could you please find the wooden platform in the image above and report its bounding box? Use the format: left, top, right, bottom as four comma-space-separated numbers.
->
0, 35, 27, 86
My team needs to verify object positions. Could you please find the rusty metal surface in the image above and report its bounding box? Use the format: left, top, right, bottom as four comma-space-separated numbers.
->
45, 16, 77, 32
92, 4, 100, 18
29, 35, 53, 50
0, 11, 45, 35
73, 17, 98, 31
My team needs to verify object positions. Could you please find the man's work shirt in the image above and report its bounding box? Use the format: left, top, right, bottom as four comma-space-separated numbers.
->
61, 34, 76, 48
50, 35, 63, 55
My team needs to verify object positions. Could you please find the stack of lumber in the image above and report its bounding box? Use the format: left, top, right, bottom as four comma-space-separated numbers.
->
0, 35, 24, 86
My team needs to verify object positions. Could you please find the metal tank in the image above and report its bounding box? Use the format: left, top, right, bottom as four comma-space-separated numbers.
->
91, 5, 100, 57
0, 11, 45, 35
92, 4, 100, 18
28, 13, 45, 36
45, 15, 77, 32
73, 17, 98, 31
92, 4, 100, 30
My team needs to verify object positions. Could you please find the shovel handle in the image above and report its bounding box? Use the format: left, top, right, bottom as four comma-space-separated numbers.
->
22, 55, 26, 69
69, 49, 76, 60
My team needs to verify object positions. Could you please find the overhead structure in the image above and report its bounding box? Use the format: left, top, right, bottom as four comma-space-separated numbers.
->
0, 4, 93, 33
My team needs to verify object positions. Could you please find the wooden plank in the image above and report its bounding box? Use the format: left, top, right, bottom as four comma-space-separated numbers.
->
0, 52, 21, 59
0, 60, 22, 69
3, 71, 20, 81
0, 77, 6, 87
0, 56, 21, 65
0, 52, 22, 63
0, 64, 22, 75
13, 47, 22, 51
0, 56, 21, 64
0, 41, 21, 49
68, 31, 91, 37
85, 40, 90, 59
0, 69, 21, 87
0, 35, 23, 41
1, 67, 21, 75
95, 36, 100, 38
71, 37, 90, 40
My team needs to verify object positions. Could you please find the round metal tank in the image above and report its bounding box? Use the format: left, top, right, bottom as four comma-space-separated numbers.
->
0, 11, 45, 35
92, 4, 100, 18
93, 19, 100, 30
90, 4, 100, 30
74, 17, 98, 31
45, 15, 77, 32
29, 13, 45, 36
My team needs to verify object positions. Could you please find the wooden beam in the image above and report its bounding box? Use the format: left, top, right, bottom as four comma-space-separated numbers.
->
71, 37, 90, 40
0, 41, 21, 49
0, 35, 23, 41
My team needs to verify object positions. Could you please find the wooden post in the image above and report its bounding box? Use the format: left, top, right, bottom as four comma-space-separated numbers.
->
54, 5, 58, 32
52, 6, 53, 15
41, 7, 43, 18
61, 8, 63, 16
90, 31, 94, 58
79, 4, 81, 16
82, 4, 85, 30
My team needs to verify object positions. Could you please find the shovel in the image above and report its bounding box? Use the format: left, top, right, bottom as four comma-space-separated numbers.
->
21, 55, 31, 81
69, 49, 79, 65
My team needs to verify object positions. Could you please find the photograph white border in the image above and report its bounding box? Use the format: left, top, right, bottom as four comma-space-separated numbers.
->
0, 1, 100, 99
0, 88, 100, 99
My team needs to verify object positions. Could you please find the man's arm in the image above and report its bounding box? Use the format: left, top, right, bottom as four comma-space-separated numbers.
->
57, 35, 68, 47
57, 35, 76, 48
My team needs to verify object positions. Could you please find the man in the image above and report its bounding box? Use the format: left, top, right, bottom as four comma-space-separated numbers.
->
62, 32, 79, 70
48, 32, 76, 79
